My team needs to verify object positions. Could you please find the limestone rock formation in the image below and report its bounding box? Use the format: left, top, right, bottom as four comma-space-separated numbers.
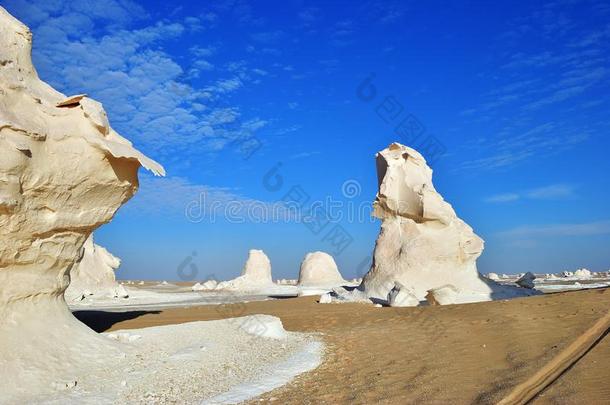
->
357, 143, 536, 305
216, 249, 274, 290
574, 268, 592, 279
486, 272, 500, 281
242, 249, 272, 282
298, 251, 346, 287
64, 235, 127, 301
0, 7, 163, 400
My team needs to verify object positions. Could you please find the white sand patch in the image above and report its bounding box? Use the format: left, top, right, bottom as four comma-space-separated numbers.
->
22, 315, 320, 404
203, 341, 323, 404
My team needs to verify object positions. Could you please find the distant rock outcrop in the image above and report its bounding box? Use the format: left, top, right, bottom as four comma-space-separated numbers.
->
0, 7, 163, 400
192, 279, 218, 291
354, 143, 537, 305
65, 235, 128, 301
574, 268, 592, 279
216, 249, 274, 290
298, 251, 346, 287
516, 272, 536, 289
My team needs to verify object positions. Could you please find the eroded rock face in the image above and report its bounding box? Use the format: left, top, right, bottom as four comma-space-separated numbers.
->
64, 235, 127, 301
359, 143, 535, 305
387, 282, 419, 307
298, 251, 345, 287
0, 7, 163, 399
426, 285, 460, 306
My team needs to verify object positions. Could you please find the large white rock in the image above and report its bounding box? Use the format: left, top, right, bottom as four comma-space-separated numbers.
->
486, 272, 500, 281
216, 249, 274, 290
0, 7, 163, 400
357, 143, 536, 305
574, 268, 592, 279
242, 249, 272, 282
64, 235, 127, 301
298, 251, 346, 287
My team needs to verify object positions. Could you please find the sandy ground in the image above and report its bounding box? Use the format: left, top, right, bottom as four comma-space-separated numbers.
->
75, 287, 610, 404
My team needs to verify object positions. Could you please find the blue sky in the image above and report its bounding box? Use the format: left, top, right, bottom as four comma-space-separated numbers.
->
4, 0, 610, 280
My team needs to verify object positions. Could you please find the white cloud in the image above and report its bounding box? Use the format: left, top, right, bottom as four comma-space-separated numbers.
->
4, 0, 269, 162
497, 220, 610, 238
458, 2, 607, 171
126, 175, 295, 223
525, 184, 574, 199
290, 151, 320, 160
485, 184, 575, 203
485, 193, 520, 203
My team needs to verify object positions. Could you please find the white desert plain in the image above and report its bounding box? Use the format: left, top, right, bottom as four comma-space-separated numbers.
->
1, 4, 610, 405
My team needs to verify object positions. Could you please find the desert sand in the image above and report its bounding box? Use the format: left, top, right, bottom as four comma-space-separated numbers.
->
76, 286, 610, 404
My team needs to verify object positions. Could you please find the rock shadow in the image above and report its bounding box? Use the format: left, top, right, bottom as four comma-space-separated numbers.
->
73, 310, 161, 333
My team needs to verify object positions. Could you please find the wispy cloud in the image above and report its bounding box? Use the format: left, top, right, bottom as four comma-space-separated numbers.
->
497, 220, 610, 238
127, 175, 293, 222
290, 151, 320, 160
362, 1, 406, 24
485, 193, 520, 203
460, 125, 590, 171
458, 1, 607, 171
525, 184, 575, 199
5, 0, 271, 162
485, 184, 576, 203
